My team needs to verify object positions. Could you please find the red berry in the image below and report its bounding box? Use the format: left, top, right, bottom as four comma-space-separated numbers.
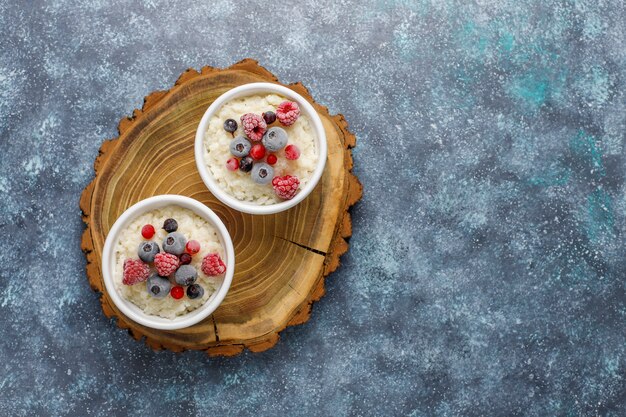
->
170, 286, 184, 299
226, 158, 239, 171
276, 101, 300, 126
250, 144, 266, 160
186, 240, 200, 255
272, 175, 300, 200
202, 253, 226, 276
154, 252, 180, 276
141, 224, 155, 239
122, 259, 150, 285
284, 144, 300, 160
240, 113, 267, 141
179, 253, 192, 265
266, 154, 277, 165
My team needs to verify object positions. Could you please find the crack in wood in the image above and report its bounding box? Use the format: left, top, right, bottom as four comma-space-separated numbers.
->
287, 282, 303, 297
278, 237, 327, 256
211, 315, 220, 342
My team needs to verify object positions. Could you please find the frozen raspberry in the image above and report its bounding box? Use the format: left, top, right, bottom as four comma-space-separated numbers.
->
154, 252, 180, 276
122, 259, 149, 285
284, 144, 300, 160
276, 101, 300, 126
240, 113, 267, 142
202, 253, 226, 276
272, 175, 300, 200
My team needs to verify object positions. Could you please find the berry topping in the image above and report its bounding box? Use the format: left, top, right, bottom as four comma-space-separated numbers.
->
162, 232, 187, 256
137, 241, 160, 263
146, 273, 170, 298
229, 136, 251, 157
179, 253, 192, 265
141, 224, 155, 239
170, 286, 184, 300
263, 111, 277, 125
249, 143, 266, 160
284, 144, 301, 160
226, 157, 239, 171
202, 253, 226, 276
266, 154, 278, 165
163, 218, 178, 233
276, 101, 300, 126
262, 127, 288, 152
122, 259, 150, 285
186, 240, 200, 255
187, 284, 205, 300
239, 156, 254, 172
272, 175, 300, 200
154, 252, 180, 276
240, 113, 267, 141
251, 162, 274, 185
175, 264, 198, 286
223, 118, 238, 133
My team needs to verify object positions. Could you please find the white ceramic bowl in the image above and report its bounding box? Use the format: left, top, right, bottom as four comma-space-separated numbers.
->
101, 195, 235, 330
194, 82, 327, 215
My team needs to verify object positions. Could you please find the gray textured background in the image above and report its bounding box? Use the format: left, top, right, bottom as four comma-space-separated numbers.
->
1, 0, 625, 415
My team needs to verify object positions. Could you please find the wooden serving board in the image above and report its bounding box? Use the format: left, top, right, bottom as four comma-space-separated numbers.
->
80, 59, 362, 356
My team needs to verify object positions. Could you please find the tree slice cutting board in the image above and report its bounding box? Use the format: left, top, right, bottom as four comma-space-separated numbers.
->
80, 59, 362, 356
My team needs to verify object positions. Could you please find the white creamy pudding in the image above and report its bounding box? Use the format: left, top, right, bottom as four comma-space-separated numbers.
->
113, 206, 225, 319
203, 93, 318, 205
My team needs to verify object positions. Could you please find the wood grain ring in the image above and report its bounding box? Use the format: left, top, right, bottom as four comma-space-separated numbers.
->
80, 59, 362, 356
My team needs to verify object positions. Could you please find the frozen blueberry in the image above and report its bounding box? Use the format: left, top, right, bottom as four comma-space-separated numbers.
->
162, 218, 178, 233
187, 284, 204, 300
262, 127, 288, 152
137, 241, 159, 263
251, 162, 274, 185
174, 265, 197, 286
146, 273, 170, 298
163, 232, 186, 255
230, 136, 251, 157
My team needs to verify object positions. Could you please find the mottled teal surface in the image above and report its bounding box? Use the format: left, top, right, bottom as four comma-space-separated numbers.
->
1, 0, 625, 416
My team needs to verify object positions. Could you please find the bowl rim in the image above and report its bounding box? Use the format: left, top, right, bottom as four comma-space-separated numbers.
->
194, 82, 327, 215
101, 195, 235, 330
